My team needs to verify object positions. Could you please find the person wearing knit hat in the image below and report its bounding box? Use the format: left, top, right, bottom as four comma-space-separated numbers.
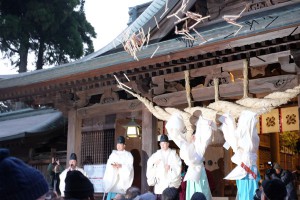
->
125, 186, 141, 199
272, 162, 297, 200
0, 148, 49, 200
64, 170, 94, 200
134, 192, 156, 200
103, 136, 134, 200
161, 187, 179, 200
190, 192, 207, 200
261, 179, 287, 200
146, 134, 182, 199
59, 152, 87, 197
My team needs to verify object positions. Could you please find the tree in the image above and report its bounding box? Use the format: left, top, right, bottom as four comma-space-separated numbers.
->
0, 0, 96, 72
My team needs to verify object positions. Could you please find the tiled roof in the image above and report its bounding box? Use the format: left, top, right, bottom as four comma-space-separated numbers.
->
0, 108, 65, 141
0, 1, 299, 90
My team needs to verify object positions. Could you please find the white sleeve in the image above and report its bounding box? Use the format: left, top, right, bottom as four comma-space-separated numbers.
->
219, 113, 238, 152
146, 152, 158, 186
165, 113, 186, 147
167, 150, 182, 188
194, 117, 214, 157
118, 151, 134, 191
102, 152, 118, 193
59, 170, 67, 197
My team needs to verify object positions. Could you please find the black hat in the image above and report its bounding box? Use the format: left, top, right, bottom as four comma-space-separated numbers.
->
0, 148, 49, 200
160, 134, 169, 142
64, 170, 94, 199
262, 179, 286, 199
70, 153, 77, 161
117, 136, 126, 144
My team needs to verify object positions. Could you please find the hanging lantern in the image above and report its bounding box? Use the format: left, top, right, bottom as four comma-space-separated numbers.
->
124, 118, 141, 138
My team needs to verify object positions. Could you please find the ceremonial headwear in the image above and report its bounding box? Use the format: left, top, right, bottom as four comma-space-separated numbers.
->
160, 134, 169, 142
64, 170, 94, 199
70, 153, 77, 161
117, 136, 126, 144
0, 148, 49, 200
262, 179, 286, 200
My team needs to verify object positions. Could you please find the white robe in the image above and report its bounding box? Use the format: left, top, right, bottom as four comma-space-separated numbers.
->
219, 110, 260, 200
166, 113, 215, 200
59, 167, 87, 197
219, 110, 259, 180
103, 150, 134, 194
146, 148, 182, 194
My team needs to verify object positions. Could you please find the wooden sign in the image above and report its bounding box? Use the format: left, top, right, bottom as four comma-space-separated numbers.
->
281, 106, 299, 132
261, 109, 280, 133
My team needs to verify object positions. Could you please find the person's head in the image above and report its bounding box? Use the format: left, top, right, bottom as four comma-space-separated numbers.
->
117, 136, 126, 151
64, 170, 94, 200
125, 186, 141, 199
254, 188, 262, 200
261, 179, 287, 200
133, 192, 156, 200
162, 187, 179, 200
160, 134, 169, 151
69, 153, 78, 169
191, 192, 206, 200
0, 148, 49, 200
273, 163, 282, 175
113, 193, 125, 200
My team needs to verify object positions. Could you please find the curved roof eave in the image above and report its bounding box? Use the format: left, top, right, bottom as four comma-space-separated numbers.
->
0, 0, 187, 88
0, 2, 299, 90
0, 0, 174, 85
80, 0, 178, 61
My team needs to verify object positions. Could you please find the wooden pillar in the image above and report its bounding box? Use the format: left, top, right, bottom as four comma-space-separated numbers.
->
270, 132, 280, 163
67, 109, 82, 167
141, 106, 157, 193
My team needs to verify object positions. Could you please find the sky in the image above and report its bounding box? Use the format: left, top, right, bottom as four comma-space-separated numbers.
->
0, 0, 152, 75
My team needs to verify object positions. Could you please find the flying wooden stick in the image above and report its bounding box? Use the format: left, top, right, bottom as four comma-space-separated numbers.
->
223, 4, 249, 35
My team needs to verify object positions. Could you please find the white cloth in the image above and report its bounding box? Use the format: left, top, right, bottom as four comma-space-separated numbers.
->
166, 114, 215, 182
103, 150, 134, 194
166, 113, 215, 200
146, 148, 182, 194
59, 167, 87, 197
219, 110, 260, 180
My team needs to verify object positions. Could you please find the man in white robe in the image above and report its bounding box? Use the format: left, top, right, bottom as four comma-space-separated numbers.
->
219, 110, 260, 200
166, 113, 214, 200
146, 134, 182, 198
59, 153, 87, 197
103, 136, 134, 200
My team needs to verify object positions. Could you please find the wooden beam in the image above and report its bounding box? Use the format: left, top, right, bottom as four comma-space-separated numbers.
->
153, 75, 298, 106
77, 99, 142, 119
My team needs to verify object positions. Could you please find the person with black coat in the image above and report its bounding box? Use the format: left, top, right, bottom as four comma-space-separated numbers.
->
273, 163, 298, 200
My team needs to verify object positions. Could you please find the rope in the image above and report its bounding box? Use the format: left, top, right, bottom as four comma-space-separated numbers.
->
243, 59, 249, 98
214, 78, 219, 101
184, 70, 192, 108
